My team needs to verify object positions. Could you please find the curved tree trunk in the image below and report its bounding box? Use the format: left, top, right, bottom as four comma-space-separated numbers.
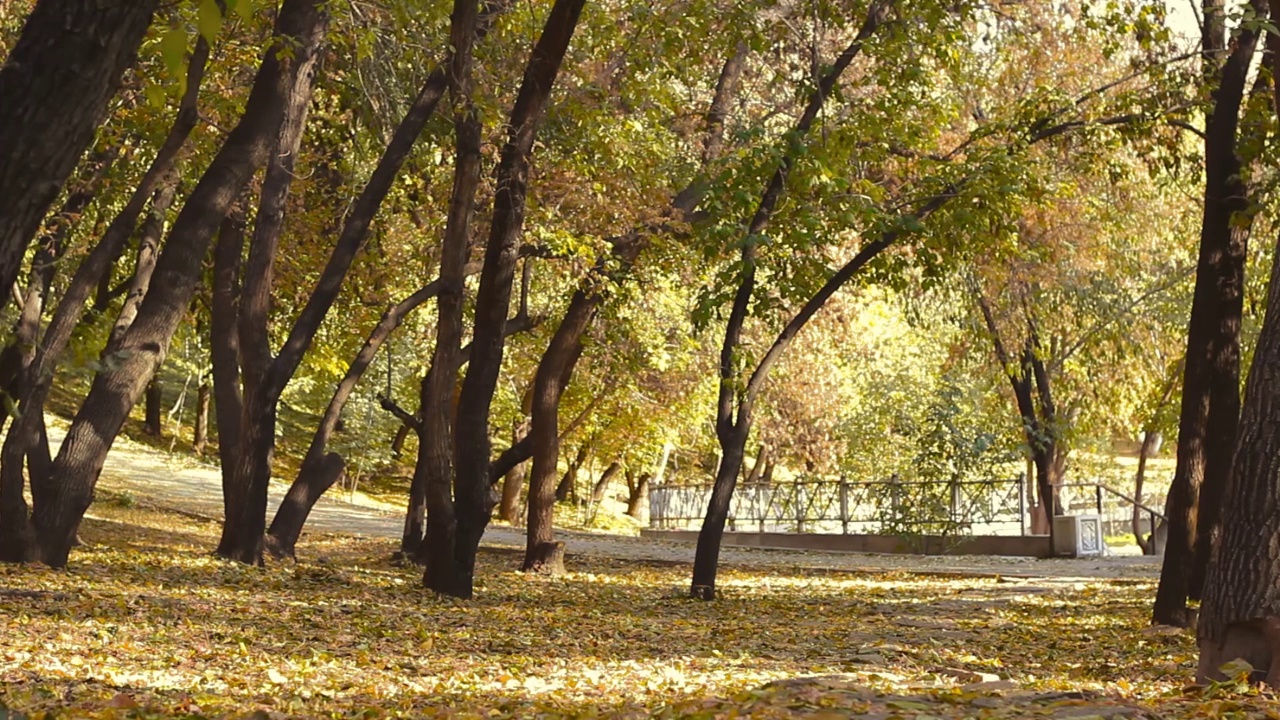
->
0, 0, 159, 307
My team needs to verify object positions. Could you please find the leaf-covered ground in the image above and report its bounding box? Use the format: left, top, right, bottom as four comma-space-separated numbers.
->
1, 503, 1276, 719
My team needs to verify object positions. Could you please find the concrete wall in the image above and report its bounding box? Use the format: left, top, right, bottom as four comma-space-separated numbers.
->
640, 529, 1054, 558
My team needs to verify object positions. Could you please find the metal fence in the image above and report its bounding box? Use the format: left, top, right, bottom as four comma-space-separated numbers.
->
650, 477, 1168, 539
649, 477, 1030, 536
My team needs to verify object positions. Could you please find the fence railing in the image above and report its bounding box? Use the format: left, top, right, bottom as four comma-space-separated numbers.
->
649, 477, 1030, 536
650, 477, 1169, 539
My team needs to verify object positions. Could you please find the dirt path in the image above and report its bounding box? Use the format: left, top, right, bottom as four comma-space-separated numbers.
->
66, 420, 1161, 582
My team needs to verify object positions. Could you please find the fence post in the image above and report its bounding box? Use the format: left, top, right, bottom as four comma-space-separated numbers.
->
949, 481, 959, 525
796, 484, 806, 533
839, 479, 850, 534
1018, 474, 1027, 536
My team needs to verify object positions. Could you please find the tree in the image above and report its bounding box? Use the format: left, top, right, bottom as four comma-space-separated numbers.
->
1153, 0, 1267, 628
427, 0, 587, 598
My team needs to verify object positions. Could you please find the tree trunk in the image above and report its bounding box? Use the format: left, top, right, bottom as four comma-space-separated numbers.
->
692, 425, 748, 600
143, 380, 162, 436
1196, 198, 1280, 687
0, 147, 116, 433
26, 0, 329, 569
391, 423, 411, 458
217, 16, 323, 565
554, 444, 589, 503
419, 0, 483, 594
591, 461, 621, 505
1155, 0, 1262, 626
625, 471, 650, 520
0, 0, 159, 307
448, 0, 587, 598
499, 419, 529, 524
193, 379, 210, 455
210, 211, 246, 548
105, 177, 178, 352
744, 444, 769, 484
0, 30, 209, 566
691, 2, 891, 600
519, 44, 746, 572
1134, 430, 1160, 555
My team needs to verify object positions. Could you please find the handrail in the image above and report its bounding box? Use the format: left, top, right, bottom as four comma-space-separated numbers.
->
1054, 481, 1167, 523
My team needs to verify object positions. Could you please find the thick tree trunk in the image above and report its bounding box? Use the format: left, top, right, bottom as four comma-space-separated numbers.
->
1155, 0, 1262, 626
217, 19, 323, 565
0, 0, 159, 307
26, 0, 329, 569
420, 0, 483, 593
0, 32, 210, 566
524, 307, 590, 568
1196, 217, 1280, 687
448, 0, 587, 598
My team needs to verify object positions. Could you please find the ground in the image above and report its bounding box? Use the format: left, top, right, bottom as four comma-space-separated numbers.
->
1, 424, 1276, 718
3, 502, 1278, 719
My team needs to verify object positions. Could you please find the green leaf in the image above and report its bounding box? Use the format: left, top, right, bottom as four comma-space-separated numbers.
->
158, 26, 188, 77
196, 0, 223, 45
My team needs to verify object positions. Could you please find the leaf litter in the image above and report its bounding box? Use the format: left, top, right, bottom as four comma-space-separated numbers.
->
0, 503, 1276, 718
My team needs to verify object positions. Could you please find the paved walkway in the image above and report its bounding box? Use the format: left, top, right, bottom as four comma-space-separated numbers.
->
67, 421, 1161, 581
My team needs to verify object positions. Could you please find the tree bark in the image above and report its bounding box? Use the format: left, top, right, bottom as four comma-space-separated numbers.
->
447, 0, 587, 598
554, 443, 590, 503
24, 0, 329, 568
215, 17, 324, 564
210, 210, 246, 540
1196, 180, 1280, 687
0, 0, 159, 307
1154, 0, 1263, 626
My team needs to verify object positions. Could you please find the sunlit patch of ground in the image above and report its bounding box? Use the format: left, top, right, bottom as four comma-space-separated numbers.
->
1, 503, 1275, 718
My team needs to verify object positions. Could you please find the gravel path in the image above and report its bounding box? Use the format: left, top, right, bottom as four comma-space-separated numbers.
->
68, 421, 1161, 582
